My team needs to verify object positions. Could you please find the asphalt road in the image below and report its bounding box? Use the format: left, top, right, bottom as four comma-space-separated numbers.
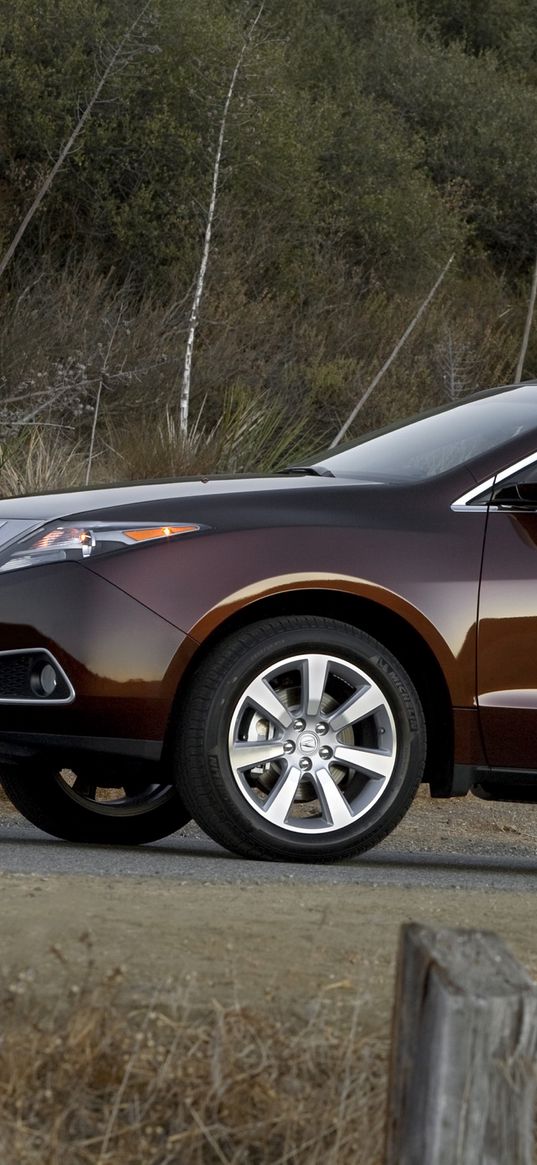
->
0, 815, 536, 892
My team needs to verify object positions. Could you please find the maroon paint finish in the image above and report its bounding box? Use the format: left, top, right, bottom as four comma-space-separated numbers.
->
88, 478, 488, 768
478, 511, 537, 766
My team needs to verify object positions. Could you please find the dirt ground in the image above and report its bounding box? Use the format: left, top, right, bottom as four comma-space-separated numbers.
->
1, 787, 536, 1164
0, 787, 536, 1026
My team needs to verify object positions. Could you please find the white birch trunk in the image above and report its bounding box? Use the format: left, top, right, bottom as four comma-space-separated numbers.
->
0, 1, 152, 284
330, 254, 454, 448
178, 2, 265, 439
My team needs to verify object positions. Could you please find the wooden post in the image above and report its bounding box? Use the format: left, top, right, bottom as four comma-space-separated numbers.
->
385, 924, 537, 1164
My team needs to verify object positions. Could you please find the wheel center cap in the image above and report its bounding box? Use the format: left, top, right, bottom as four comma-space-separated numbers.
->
298, 731, 319, 754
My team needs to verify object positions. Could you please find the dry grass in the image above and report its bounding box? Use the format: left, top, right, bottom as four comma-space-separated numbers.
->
0, 953, 388, 1165
0, 428, 86, 497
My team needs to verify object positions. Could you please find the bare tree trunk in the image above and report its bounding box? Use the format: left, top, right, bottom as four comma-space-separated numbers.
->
178, 2, 265, 440
330, 254, 454, 448
0, 1, 152, 284
515, 251, 537, 383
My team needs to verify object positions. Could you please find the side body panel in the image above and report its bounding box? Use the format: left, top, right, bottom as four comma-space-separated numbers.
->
478, 511, 537, 767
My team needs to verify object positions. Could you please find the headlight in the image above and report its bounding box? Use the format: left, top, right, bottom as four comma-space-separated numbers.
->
0, 522, 201, 573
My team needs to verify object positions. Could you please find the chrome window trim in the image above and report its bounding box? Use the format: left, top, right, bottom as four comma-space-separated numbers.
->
451, 449, 537, 511
0, 648, 75, 705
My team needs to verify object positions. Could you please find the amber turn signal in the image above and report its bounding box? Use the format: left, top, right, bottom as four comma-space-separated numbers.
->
122, 525, 199, 542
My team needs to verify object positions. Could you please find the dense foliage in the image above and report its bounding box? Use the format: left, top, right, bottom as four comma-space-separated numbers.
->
0, 0, 535, 485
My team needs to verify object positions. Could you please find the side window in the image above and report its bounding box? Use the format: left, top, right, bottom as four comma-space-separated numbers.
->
453, 452, 537, 510
492, 454, 537, 508
497, 457, 537, 487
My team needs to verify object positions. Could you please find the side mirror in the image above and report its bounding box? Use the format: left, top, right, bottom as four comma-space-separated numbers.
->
492, 482, 537, 508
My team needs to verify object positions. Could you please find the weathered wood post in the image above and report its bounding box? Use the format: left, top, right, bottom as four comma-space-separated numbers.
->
385, 924, 537, 1164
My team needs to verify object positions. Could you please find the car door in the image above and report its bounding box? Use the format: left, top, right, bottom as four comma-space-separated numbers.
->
477, 454, 537, 769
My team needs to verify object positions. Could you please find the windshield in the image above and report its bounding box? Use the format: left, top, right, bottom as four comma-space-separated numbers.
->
313, 390, 537, 482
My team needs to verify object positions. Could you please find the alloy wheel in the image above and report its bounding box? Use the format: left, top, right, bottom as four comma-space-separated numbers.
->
228, 652, 397, 833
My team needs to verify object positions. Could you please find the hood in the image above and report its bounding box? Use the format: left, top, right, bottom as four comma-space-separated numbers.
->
0, 468, 384, 524
0, 472, 385, 520
0, 472, 390, 546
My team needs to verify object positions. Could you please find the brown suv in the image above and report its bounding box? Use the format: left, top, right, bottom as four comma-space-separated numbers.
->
1, 382, 537, 861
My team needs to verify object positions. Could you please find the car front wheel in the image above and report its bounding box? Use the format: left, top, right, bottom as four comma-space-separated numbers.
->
175, 616, 426, 862
0, 764, 191, 845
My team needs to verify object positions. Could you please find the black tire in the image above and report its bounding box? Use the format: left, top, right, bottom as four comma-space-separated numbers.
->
175, 616, 426, 862
0, 764, 191, 845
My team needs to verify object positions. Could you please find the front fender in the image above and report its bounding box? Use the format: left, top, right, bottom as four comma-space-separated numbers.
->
88, 522, 482, 706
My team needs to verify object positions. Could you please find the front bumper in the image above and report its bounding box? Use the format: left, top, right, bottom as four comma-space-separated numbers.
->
0, 560, 195, 764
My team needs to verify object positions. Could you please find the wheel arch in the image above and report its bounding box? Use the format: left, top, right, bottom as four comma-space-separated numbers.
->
167, 588, 453, 796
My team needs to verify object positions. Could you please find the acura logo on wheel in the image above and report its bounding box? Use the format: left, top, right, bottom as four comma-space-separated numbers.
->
298, 731, 318, 754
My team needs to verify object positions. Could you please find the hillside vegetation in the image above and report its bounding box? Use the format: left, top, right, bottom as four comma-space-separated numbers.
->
0, 0, 536, 489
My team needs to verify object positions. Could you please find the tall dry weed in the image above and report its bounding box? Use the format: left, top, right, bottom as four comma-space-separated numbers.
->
0, 429, 85, 497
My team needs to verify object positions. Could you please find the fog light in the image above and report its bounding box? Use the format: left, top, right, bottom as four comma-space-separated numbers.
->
30, 662, 58, 698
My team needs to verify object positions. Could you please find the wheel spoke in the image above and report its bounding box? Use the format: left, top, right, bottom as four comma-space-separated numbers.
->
329, 684, 384, 732
263, 765, 302, 826
314, 767, 354, 828
72, 776, 98, 799
303, 654, 329, 717
246, 676, 293, 729
334, 744, 394, 780
229, 740, 287, 771
123, 781, 151, 797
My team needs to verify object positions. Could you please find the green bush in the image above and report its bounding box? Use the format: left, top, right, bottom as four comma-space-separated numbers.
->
1, 0, 536, 481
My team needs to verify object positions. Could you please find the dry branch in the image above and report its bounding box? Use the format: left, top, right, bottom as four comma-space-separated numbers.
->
0, 2, 152, 284
330, 254, 454, 448
85, 307, 125, 485
515, 251, 537, 382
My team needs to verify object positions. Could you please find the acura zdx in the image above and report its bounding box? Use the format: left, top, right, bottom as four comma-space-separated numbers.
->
1, 382, 537, 862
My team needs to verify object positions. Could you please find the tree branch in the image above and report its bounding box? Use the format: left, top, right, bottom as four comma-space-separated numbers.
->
330, 254, 455, 448
515, 251, 537, 383
0, 1, 153, 284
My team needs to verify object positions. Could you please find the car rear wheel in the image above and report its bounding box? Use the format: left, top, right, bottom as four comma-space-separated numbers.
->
175, 616, 426, 862
0, 764, 191, 845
